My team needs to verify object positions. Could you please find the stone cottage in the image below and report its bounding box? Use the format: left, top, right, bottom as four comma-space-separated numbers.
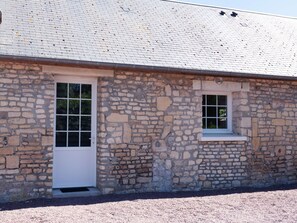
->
0, 0, 297, 202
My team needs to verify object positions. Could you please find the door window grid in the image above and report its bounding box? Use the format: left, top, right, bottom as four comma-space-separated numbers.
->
202, 95, 228, 130
56, 83, 92, 147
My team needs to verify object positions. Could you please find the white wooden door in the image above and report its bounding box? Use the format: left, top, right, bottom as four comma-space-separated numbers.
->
53, 76, 97, 188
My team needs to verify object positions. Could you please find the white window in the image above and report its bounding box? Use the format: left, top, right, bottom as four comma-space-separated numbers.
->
202, 92, 232, 134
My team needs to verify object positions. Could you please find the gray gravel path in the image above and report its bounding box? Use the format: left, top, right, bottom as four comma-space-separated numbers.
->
1, 186, 297, 223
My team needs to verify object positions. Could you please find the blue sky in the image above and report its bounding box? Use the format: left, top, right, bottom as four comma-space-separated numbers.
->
180, 0, 297, 17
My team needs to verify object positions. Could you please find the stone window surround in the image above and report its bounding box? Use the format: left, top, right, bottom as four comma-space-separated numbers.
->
194, 79, 250, 142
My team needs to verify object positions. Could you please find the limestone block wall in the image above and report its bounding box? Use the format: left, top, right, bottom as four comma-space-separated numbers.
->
0, 61, 296, 202
249, 79, 297, 186
0, 62, 54, 202
96, 71, 297, 194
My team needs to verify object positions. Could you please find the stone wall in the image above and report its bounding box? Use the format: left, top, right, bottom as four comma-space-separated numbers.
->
0, 61, 297, 202
0, 62, 54, 202
249, 79, 297, 186
97, 71, 297, 194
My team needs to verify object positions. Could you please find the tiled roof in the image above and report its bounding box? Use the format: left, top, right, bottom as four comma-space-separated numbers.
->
1, 0, 297, 78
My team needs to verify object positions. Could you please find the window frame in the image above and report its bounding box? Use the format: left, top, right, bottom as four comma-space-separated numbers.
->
202, 91, 232, 134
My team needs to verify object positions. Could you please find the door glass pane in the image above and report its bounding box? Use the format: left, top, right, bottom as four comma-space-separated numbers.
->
68, 132, 79, 147
81, 84, 92, 99
81, 132, 91, 147
56, 116, 67, 130
68, 116, 79, 131
81, 100, 91, 114
81, 116, 91, 131
69, 84, 80, 98
57, 83, 68, 98
69, 100, 80, 114
56, 132, 67, 147
56, 99, 67, 114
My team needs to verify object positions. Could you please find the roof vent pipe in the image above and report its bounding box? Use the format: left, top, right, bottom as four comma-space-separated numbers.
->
220, 11, 225, 16
231, 12, 238, 17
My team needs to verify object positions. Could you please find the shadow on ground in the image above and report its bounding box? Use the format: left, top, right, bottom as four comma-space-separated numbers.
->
1, 184, 296, 211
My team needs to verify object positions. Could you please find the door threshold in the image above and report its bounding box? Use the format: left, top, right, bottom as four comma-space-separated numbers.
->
53, 187, 100, 198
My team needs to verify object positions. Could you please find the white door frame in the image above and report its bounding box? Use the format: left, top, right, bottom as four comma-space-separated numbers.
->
53, 75, 97, 188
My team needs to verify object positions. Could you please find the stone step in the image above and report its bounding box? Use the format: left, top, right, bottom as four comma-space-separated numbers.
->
52, 187, 100, 198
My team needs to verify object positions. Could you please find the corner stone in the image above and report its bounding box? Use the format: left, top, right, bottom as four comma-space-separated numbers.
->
123, 123, 132, 143
157, 97, 172, 111
42, 136, 53, 146
161, 126, 171, 139
107, 113, 128, 123
252, 137, 260, 150
9, 136, 20, 146
193, 80, 201, 90
165, 85, 172, 96
6, 156, 19, 169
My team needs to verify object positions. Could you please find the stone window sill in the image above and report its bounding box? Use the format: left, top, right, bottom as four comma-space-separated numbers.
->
201, 133, 248, 142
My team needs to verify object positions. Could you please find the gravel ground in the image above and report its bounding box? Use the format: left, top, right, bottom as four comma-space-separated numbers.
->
1, 186, 297, 223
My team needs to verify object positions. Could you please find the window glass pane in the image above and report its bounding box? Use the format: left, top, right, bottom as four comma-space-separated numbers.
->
202, 95, 206, 105
56, 116, 67, 130
81, 132, 91, 147
81, 85, 92, 99
207, 118, 217, 129
81, 100, 91, 115
69, 84, 80, 98
218, 95, 227, 105
68, 116, 79, 131
56, 99, 67, 114
202, 106, 206, 117
207, 107, 217, 117
81, 116, 91, 131
207, 95, 216, 105
68, 132, 79, 147
202, 118, 206, 129
69, 100, 80, 114
218, 107, 227, 118
56, 132, 67, 147
218, 118, 227, 129
57, 83, 68, 98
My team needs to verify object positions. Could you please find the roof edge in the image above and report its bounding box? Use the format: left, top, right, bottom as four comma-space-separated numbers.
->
0, 54, 296, 81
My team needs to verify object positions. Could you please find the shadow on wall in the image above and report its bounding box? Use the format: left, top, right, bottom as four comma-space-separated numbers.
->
1, 183, 297, 211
